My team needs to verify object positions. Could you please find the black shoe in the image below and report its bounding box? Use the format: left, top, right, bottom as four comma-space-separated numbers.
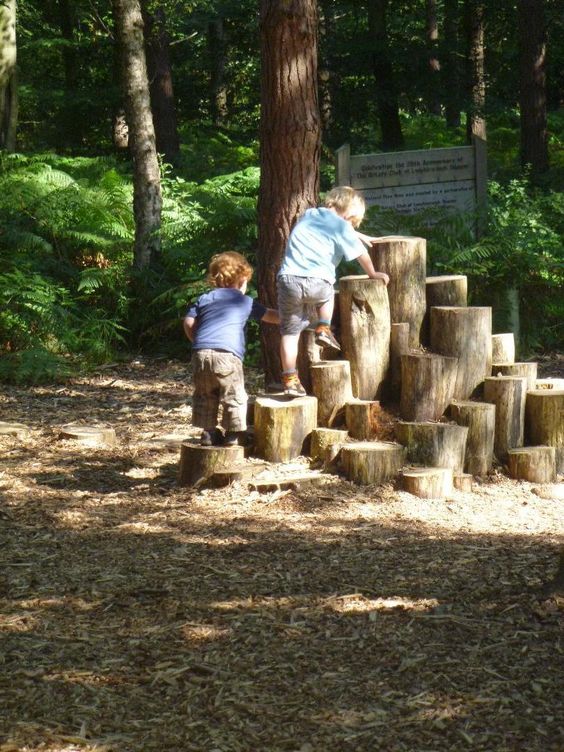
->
224, 431, 246, 447
200, 429, 224, 446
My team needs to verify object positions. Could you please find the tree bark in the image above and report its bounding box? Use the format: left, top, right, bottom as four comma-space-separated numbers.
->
367, 0, 404, 149
464, 0, 486, 141
310, 427, 349, 463
491, 362, 538, 392
395, 421, 469, 472
423, 275, 467, 345
345, 400, 382, 440
400, 352, 458, 422
402, 467, 453, 499
0, 0, 17, 151
483, 376, 527, 462
525, 389, 564, 474
508, 446, 556, 483
518, 0, 548, 175
388, 322, 410, 401
179, 444, 244, 487
425, 0, 442, 116
340, 442, 406, 486
208, 15, 228, 125
254, 395, 318, 462
447, 400, 495, 475
142, 3, 180, 165
310, 360, 353, 427
444, 0, 461, 127
113, 0, 163, 271
258, 0, 321, 383
491, 333, 515, 365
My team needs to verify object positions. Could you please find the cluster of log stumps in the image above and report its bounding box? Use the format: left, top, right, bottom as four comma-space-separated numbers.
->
179, 236, 563, 495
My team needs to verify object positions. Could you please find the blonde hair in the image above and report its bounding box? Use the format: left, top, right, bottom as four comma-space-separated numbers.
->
324, 186, 366, 228
207, 251, 253, 288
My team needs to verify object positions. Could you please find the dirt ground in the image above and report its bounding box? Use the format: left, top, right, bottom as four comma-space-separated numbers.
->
0, 356, 563, 752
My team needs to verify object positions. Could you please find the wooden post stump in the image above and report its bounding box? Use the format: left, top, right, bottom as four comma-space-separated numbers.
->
400, 352, 458, 421
491, 362, 538, 392
179, 443, 244, 487
254, 395, 317, 462
388, 322, 410, 400
59, 424, 117, 447
339, 275, 390, 399
297, 329, 322, 393
395, 421, 468, 472
0, 421, 30, 439
507, 446, 557, 483
491, 333, 515, 365
525, 389, 564, 474
447, 401, 495, 476
483, 376, 527, 462
340, 441, 406, 486
369, 236, 426, 347
422, 275, 467, 344
345, 400, 382, 440
430, 306, 492, 399
535, 378, 564, 391
310, 360, 353, 427
310, 427, 349, 463
402, 467, 453, 499
453, 473, 473, 492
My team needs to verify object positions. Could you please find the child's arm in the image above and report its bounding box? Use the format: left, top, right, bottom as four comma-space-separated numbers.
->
356, 253, 390, 285
183, 315, 197, 342
356, 230, 387, 246
261, 308, 280, 325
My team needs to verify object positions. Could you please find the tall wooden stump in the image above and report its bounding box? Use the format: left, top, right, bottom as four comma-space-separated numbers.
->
447, 401, 495, 476
310, 428, 349, 463
345, 400, 382, 440
400, 352, 458, 421
491, 362, 538, 392
507, 446, 557, 483
254, 395, 317, 462
310, 360, 353, 427
483, 376, 527, 462
388, 322, 410, 400
297, 329, 322, 394
525, 390, 564, 474
179, 443, 244, 487
402, 467, 454, 499
340, 441, 406, 486
430, 306, 492, 400
339, 275, 390, 399
422, 275, 467, 344
491, 333, 515, 365
369, 236, 426, 347
395, 421, 469, 472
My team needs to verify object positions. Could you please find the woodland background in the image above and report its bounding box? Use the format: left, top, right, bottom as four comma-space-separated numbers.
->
0, 0, 562, 385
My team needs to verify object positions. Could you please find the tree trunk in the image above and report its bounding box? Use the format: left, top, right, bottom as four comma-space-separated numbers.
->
318, 0, 336, 137
0, 0, 17, 151
258, 0, 321, 384
208, 16, 228, 125
447, 400, 495, 475
525, 389, 564, 474
423, 275, 467, 345
345, 400, 383, 440
179, 443, 244, 488
464, 0, 486, 141
491, 362, 538, 392
518, 0, 548, 176
340, 441, 406, 486
339, 275, 390, 399
491, 333, 515, 365
57, 0, 81, 148
388, 322, 410, 401
310, 427, 349, 463
367, 0, 404, 149
310, 360, 353, 427
508, 446, 556, 483
395, 421, 469, 472
142, 3, 180, 165
400, 352, 458, 422
444, 0, 461, 127
483, 376, 528, 462
254, 395, 318, 462
113, 0, 163, 271
425, 0, 442, 116
402, 467, 453, 499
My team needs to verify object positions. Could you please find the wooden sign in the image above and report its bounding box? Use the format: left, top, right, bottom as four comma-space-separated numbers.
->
336, 137, 487, 225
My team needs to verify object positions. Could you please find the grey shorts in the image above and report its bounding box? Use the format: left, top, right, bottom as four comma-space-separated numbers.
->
277, 274, 334, 336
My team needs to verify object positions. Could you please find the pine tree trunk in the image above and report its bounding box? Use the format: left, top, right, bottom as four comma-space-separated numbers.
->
425, 0, 441, 116
0, 0, 17, 151
444, 0, 461, 127
208, 16, 228, 125
367, 0, 404, 149
518, 0, 548, 175
257, 0, 321, 384
142, 3, 180, 165
465, 0, 486, 141
113, 0, 163, 270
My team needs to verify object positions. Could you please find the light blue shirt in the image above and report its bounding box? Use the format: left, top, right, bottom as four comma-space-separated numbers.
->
278, 207, 366, 284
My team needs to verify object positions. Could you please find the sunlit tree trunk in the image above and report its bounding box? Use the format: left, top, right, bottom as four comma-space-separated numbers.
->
425, 0, 441, 115
367, 0, 404, 150
208, 15, 228, 125
142, 3, 180, 164
518, 0, 548, 176
0, 0, 17, 151
258, 0, 321, 383
319, 0, 336, 138
113, 0, 162, 270
465, 0, 486, 141
444, 0, 461, 127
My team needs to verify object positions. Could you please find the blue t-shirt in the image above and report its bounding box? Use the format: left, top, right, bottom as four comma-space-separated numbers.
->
278, 207, 366, 284
186, 288, 267, 361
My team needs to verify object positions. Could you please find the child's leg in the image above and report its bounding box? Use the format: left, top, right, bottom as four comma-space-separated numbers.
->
280, 333, 300, 373
316, 297, 334, 327
191, 350, 220, 433
213, 352, 247, 434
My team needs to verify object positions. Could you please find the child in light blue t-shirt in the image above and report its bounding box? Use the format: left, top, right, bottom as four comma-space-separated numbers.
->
277, 186, 389, 396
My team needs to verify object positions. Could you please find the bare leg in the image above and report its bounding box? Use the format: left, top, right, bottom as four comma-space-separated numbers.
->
316, 298, 334, 325
280, 333, 300, 373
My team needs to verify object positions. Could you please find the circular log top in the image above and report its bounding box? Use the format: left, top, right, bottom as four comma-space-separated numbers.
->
0, 421, 30, 437
426, 275, 467, 283
255, 395, 317, 408
341, 441, 401, 451
526, 389, 564, 397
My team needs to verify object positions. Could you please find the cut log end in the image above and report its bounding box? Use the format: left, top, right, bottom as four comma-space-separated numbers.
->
59, 424, 117, 447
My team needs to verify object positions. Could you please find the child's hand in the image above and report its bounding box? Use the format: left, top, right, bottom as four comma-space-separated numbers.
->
371, 271, 390, 285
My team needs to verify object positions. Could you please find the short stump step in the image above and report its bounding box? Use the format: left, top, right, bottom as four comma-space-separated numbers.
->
402, 467, 454, 499
59, 424, 117, 447
507, 446, 556, 483
254, 395, 317, 463
178, 443, 245, 488
0, 421, 30, 439
340, 441, 405, 486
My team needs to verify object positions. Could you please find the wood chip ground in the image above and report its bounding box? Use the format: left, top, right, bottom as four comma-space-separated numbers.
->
0, 356, 563, 752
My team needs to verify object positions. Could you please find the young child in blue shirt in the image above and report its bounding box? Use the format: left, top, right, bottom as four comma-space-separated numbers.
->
184, 251, 279, 446
277, 186, 389, 396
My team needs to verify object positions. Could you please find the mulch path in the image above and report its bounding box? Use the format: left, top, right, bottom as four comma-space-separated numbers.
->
0, 356, 563, 752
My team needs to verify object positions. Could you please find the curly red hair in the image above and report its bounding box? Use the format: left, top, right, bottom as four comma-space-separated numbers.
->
207, 251, 253, 288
